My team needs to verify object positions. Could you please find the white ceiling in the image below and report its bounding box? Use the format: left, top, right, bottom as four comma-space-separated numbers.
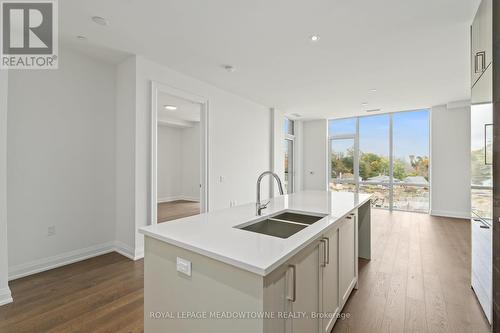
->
61, 0, 480, 119
157, 92, 201, 126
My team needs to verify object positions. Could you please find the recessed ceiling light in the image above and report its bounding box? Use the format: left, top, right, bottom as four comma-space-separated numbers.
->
223, 65, 236, 73
92, 16, 108, 26
76, 35, 87, 41
370, 89, 377, 92
361, 102, 368, 107
164, 105, 177, 111
366, 108, 381, 113
310, 35, 320, 42
291, 113, 302, 118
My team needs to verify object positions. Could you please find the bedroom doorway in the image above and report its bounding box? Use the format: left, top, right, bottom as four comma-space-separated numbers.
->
150, 82, 209, 224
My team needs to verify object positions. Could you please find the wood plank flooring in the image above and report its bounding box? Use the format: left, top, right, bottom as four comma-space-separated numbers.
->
332, 210, 491, 333
0, 210, 490, 333
0, 253, 144, 333
157, 200, 200, 223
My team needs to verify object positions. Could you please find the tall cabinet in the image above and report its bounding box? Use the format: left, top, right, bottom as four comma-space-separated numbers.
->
471, 0, 493, 325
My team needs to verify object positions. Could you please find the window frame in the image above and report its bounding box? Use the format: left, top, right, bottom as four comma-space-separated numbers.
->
328, 109, 430, 213
284, 118, 296, 194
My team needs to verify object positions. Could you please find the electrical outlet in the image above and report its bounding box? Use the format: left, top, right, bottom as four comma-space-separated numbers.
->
176, 257, 191, 276
47, 226, 56, 236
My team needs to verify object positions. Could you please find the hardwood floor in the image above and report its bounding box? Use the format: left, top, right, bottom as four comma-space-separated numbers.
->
157, 200, 200, 223
332, 210, 491, 333
0, 210, 490, 333
0, 253, 144, 333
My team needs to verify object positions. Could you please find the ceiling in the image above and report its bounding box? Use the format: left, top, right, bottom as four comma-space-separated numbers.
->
61, 0, 480, 119
157, 92, 200, 127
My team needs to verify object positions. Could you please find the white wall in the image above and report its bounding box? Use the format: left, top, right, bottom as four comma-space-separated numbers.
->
157, 123, 201, 203
302, 120, 328, 191
7, 47, 117, 278
157, 125, 182, 201
132, 56, 271, 254
430, 104, 471, 218
115, 57, 137, 257
181, 123, 200, 201
0, 70, 12, 305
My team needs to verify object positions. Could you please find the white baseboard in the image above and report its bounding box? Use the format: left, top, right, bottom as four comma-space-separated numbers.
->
8, 242, 115, 281
181, 196, 200, 202
158, 195, 200, 203
113, 240, 136, 260
157, 196, 183, 203
7, 240, 145, 282
430, 210, 470, 219
0, 287, 12, 306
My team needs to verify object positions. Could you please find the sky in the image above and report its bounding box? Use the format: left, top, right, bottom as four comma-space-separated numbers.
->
329, 109, 429, 162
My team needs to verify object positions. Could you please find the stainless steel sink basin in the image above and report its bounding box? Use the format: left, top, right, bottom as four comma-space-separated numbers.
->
272, 212, 325, 225
236, 211, 327, 239
239, 219, 307, 239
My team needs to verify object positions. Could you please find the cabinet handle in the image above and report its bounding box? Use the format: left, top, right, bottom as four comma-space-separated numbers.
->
475, 51, 486, 74
287, 265, 296, 302
320, 239, 327, 267
323, 237, 330, 265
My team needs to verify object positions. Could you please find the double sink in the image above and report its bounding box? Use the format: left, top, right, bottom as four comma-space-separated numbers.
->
235, 211, 327, 239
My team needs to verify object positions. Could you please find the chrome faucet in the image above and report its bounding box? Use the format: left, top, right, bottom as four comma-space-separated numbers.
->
256, 171, 284, 216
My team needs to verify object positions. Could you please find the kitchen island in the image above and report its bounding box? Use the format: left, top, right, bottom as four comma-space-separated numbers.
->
139, 190, 371, 333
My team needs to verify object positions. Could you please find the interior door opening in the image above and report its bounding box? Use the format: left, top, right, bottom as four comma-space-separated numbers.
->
150, 82, 209, 225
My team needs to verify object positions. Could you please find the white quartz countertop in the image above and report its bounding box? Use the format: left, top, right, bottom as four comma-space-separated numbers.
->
139, 191, 371, 276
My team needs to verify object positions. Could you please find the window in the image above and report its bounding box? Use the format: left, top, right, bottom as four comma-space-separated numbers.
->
328, 109, 430, 213
284, 118, 295, 193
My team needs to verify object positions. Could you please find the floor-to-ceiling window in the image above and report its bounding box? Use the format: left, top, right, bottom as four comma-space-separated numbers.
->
284, 118, 295, 193
329, 109, 430, 212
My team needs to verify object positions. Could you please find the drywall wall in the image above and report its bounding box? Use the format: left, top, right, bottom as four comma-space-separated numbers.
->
181, 123, 200, 201
133, 56, 271, 254
430, 104, 471, 218
115, 57, 137, 257
7, 46, 117, 278
157, 123, 201, 203
157, 125, 182, 201
0, 71, 12, 305
302, 120, 328, 191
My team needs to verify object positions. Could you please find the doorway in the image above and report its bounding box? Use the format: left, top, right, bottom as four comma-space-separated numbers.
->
150, 82, 208, 225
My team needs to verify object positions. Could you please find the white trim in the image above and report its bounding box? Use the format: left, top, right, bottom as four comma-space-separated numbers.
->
113, 241, 136, 260
150, 81, 209, 226
0, 287, 12, 306
7, 241, 148, 281
8, 242, 115, 281
157, 196, 200, 203
430, 210, 470, 219
157, 196, 183, 203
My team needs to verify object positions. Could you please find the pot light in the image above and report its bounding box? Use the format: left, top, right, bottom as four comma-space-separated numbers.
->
92, 16, 108, 26
361, 102, 368, 107
310, 35, 320, 42
366, 108, 381, 113
76, 35, 87, 41
223, 65, 236, 73
164, 105, 177, 111
370, 89, 377, 92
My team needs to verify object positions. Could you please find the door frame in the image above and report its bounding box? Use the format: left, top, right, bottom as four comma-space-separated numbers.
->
150, 81, 209, 225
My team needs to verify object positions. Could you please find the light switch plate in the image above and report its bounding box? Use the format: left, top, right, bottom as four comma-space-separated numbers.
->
176, 257, 192, 276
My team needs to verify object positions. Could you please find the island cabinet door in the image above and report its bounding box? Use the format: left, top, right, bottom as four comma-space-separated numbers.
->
320, 228, 339, 333
339, 213, 357, 307
284, 242, 320, 333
